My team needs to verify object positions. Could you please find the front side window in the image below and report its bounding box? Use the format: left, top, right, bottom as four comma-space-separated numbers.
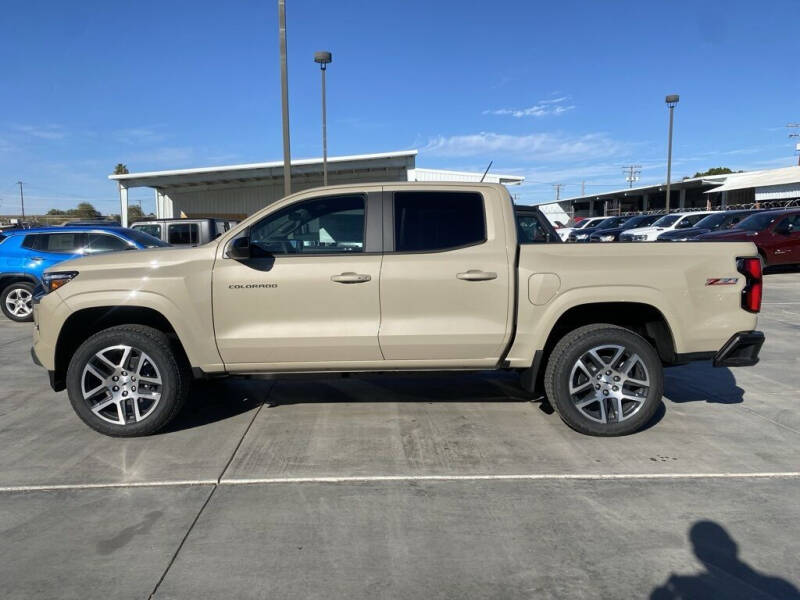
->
133, 224, 162, 239
249, 194, 365, 256
515, 213, 548, 243
168, 223, 199, 245
737, 212, 778, 232
653, 214, 681, 227
682, 213, 709, 227
84, 233, 132, 254
394, 191, 485, 252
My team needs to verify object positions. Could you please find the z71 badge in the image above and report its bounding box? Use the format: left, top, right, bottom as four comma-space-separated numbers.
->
705, 278, 738, 286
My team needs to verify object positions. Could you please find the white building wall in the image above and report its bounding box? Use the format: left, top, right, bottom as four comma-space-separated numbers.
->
755, 183, 800, 201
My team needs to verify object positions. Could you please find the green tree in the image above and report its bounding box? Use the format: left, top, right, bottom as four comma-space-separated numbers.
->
693, 167, 743, 178
46, 208, 67, 215
114, 163, 129, 175
127, 204, 145, 222
73, 202, 101, 219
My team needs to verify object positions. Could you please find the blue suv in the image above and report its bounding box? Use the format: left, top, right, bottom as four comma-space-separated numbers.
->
0, 226, 168, 322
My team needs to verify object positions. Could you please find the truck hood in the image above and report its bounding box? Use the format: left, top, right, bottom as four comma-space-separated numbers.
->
44, 245, 209, 274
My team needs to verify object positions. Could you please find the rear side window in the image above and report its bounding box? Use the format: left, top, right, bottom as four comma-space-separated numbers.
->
168, 223, 199, 245
394, 191, 485, 252
133, 224, 162, 239
22, 233, 85, 253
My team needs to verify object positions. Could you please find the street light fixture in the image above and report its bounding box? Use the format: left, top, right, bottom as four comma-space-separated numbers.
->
314, 51, 332, 186
664, 94, 679, 212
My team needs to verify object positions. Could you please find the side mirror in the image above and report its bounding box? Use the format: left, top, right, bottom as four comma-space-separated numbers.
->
226, 236, 251, 259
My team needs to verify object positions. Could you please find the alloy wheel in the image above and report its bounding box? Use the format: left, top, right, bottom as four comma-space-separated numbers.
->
568, 344, 650, 424
4, 287, 32, 318
80, 344, 163, 425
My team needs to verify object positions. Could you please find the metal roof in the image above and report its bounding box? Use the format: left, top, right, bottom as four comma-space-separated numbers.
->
109, 150, 419, 188
703, 166, 800, 193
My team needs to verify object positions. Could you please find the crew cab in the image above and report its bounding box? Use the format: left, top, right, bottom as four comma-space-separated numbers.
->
620, 211, 714, 241
31, 183, 765, 438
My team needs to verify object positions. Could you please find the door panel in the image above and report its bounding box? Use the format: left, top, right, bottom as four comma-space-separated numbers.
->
213, 254, 383, 364
212, 191, 384, 366
378, 189, 512, 362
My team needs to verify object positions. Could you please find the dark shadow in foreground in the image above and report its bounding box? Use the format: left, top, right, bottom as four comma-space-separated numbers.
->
651, 520, 800, 599
664, 362, 744, 404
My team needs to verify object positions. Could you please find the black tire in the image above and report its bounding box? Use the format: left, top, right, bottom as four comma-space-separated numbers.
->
1, 281, 35, 322
543, 324, 663, 436
66, 325, 190, 437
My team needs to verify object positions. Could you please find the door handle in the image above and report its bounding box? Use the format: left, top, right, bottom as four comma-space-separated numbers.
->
331, 272, 371, 284
457, 269, 498, 281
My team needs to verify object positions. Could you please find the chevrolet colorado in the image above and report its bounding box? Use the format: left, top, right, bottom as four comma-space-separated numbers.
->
31, 183, 765, 437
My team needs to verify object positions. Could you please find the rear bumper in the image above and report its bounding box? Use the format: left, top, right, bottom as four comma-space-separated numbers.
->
713, 331, 765, 367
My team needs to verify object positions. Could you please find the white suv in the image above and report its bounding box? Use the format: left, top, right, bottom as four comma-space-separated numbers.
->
557, 216, 607, 241
620, 211, 714, 241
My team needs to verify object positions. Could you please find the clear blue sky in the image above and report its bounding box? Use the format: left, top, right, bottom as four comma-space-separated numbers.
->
1, 0, 798, 214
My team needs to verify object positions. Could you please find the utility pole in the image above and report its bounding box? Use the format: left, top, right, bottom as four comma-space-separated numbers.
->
553, 183, 564, 202
16, 181, 25, 221
622, 165, 642, 188
788, 123, 800, 166
278, 0, 292, 196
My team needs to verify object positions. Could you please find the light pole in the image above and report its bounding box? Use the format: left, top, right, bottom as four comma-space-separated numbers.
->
664, 94, 679, 212
16, 181, 25, 222
278, 0, 292, 196
314, 51, 332, 186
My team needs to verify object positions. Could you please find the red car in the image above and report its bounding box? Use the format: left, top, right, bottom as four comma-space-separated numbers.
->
697, 208, 800, 266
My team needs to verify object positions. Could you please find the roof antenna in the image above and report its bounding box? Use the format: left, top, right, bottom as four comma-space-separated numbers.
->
479, 160, 493, 182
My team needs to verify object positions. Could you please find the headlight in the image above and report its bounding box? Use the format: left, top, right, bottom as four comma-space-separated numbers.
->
42, 271, 78, 293
599, 235, 615, 242
634, 234, 648, 241
575, 233, 589, 240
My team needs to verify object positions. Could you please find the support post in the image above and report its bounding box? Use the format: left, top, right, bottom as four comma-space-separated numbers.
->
119, 183, 129, 227
679, 188, 686, 209
278, 0, 292, 196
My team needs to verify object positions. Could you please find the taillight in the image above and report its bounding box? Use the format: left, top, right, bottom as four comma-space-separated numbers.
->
737, 257, 762, 313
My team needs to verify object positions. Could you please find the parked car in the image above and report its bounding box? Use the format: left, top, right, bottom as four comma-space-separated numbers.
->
131, 218, 239, 247
590, 214, 663, 242
0, 226, 168, 322
33, 183, 763, 438
568, 215, 631, 242
697, 209, 800, 267
620, 211, 714, 242
514, 206, 562, 244
558, 216, 607, 241
657, 210, 763, 241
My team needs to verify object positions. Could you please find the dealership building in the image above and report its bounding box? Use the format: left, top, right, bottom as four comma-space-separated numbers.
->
110, 150, 524, 227
539, 165, 800, 220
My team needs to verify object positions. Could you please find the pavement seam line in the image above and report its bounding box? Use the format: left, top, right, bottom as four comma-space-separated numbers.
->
148, 484, 217, 600
148, 381, 274, 598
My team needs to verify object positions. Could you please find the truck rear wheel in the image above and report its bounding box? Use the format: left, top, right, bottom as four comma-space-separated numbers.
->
544, 324, 663, 436
66, 325, 190, 437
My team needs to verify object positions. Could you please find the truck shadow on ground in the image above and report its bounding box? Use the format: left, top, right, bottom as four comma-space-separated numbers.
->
650, 519, 800, 599
166, 362, 745, 430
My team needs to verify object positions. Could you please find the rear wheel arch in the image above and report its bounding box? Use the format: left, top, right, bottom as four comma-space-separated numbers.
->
521, 302, 676, 394
54, 306, 190, 388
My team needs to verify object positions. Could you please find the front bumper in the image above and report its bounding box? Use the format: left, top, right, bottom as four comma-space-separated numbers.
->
713, 331, 765, 367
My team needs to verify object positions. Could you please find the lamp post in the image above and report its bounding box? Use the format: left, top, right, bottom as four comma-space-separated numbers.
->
278, 0, 292, 196
314, 51, 332, 186
664, 94, 679, 212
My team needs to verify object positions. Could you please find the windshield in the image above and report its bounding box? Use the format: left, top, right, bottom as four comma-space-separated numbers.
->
736, 212, 779, 232
596, 216, 626, 229
652, 214, 681, 227
123, 228, 171, 248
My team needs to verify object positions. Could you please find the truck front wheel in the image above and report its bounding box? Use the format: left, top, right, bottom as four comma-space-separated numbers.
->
543, 324, 663, 436
65, 325, 190, 437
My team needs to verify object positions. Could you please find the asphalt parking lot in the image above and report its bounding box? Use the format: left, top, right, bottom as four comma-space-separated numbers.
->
1, 272, 799, 599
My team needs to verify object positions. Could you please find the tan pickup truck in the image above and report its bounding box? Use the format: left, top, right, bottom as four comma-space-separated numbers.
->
31, 183, 765, 437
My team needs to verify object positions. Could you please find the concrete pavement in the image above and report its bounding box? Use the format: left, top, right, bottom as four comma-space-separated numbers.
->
1, 271, 798, 598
